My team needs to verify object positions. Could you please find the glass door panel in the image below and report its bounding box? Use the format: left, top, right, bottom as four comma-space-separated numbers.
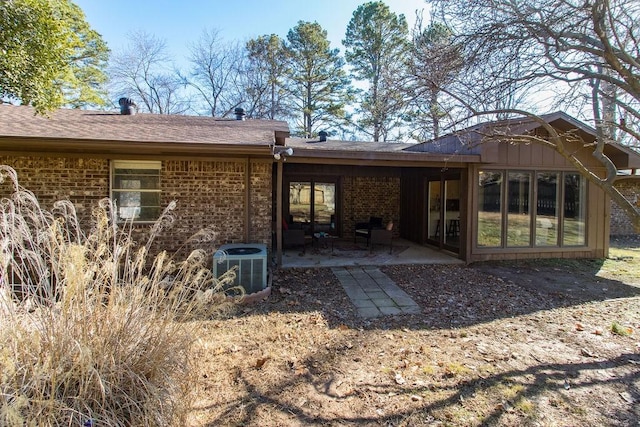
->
313, 182, 336, 234
443, 179, 461, 249
427, 180, 441, 242
288, 181, 311, 233
427, 177, 461, 251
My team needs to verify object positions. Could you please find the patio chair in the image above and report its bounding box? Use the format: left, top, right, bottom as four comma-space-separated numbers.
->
354, 216, 383, 245
283, 229, 307, 253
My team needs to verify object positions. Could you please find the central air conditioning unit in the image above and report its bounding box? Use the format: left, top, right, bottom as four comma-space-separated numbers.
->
213, 243, 268, 294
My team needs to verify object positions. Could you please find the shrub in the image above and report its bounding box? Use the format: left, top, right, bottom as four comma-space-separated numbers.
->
0, 165, 236, 426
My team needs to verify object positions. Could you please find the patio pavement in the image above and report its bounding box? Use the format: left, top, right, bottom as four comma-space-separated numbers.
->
280, 237, 463, 269
331, 266, 422, 318
279, 238, 462, 318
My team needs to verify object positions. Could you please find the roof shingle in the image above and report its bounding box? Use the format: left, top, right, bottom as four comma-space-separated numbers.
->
0, 104, 289, 145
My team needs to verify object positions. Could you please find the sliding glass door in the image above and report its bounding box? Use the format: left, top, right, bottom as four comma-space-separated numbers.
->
427, 174, 461, 252
287, 180, 337, 235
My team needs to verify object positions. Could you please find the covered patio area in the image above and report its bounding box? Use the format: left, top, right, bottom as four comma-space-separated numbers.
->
279, 237, 463, 268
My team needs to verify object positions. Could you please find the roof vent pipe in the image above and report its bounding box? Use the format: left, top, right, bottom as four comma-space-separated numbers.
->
318, 130, 328, 142
234, 107, 245, 120
118, 98, 137, 115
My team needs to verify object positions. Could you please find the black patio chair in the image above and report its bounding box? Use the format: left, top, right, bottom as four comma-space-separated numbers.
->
354, 216, 383, 246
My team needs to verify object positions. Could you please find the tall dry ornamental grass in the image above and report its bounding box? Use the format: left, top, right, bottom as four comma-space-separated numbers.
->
0, 165, 236, 426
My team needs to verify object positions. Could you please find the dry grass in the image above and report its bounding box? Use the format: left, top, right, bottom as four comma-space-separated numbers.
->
0, 165, 235, 426
187, 249, 640, 426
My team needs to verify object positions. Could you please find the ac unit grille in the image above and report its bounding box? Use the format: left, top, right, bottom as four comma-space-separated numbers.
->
213, 244, 267, 294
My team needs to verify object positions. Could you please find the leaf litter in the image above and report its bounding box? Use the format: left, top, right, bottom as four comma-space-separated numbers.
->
188, 243, 640, 426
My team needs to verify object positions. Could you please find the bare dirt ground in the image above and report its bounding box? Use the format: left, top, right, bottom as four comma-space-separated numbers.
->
188, 238, 640, 426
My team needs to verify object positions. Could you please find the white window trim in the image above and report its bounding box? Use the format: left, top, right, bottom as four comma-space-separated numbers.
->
110, 160, 162, 223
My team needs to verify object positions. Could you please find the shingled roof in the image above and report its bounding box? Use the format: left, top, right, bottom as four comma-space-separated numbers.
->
405, 111, 640, 169
0, 104, 289, 145
405, 111, 597, 155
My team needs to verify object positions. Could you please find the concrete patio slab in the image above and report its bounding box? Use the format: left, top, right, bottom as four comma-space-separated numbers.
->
281, 238, 463, 269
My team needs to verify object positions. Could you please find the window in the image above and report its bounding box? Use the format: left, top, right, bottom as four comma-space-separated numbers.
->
563, 173, 586, 246
287, 180, 337, 234
477, 171, 503, 247
536, 172, 559, 246
477, 169, 587, 249
507, 172, 531, 247
111, 160, 161, 222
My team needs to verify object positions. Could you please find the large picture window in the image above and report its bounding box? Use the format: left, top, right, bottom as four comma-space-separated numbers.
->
287, 180, 337, 234
111, 160, 161, 222
507, 172, 531, 247
563, 173, 586, 246
477, 171, 503, 247
477, 170, 586, 249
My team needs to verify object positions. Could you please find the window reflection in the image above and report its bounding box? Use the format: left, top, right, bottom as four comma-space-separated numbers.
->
478, 171, 503, 247
288, 181, 336, 234
507, 172, 531, 247
477, 170, 587, 249
563, 173, 586, 246
536, 172, 559, 246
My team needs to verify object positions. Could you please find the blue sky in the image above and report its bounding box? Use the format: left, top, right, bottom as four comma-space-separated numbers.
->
74, 0, 429, 63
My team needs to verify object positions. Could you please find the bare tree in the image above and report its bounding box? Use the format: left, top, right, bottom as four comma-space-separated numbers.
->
108, 31, 188, 114
405, 18, 464, 140
430, 0, 640, 230
185, 28, 246, 117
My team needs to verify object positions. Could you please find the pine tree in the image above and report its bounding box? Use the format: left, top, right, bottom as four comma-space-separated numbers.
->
343, 1, 409, 141
285, 21, 353, 138
244, 34, 291, 120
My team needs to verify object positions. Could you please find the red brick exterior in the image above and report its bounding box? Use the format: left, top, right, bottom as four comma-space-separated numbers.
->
0, 156, 272, 258
342, 175, 400, 237
0, 157, 109, 223
249, 162, 273, 244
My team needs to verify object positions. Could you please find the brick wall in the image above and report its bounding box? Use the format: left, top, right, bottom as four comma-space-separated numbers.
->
155, 159, 272, 254
610, 180, 640, 236
0, 156, 272, 258
249, 161, 273, 245
342, 175, 400, 236
0, 156, 109, 224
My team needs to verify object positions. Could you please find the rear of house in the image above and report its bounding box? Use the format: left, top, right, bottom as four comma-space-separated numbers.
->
278, 112, 639, 263
1, 105, 636, 266
0, 105, 286, 258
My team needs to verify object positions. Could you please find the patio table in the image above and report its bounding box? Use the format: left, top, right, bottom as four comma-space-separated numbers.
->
313, 233, 337, 253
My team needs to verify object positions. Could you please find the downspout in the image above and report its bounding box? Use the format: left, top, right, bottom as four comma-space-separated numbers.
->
244, 158, 250, 242
276, 160, 283, 266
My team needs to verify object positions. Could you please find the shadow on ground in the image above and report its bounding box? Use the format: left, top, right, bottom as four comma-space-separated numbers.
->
196, 335, 640, 426
263, 250, 640, 331
472, 257, 638, 301
192, 241, 640, 426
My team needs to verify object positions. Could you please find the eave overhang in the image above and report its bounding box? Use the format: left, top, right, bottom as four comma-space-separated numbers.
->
283, 147, 481, 167
0, 136, 275, 159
